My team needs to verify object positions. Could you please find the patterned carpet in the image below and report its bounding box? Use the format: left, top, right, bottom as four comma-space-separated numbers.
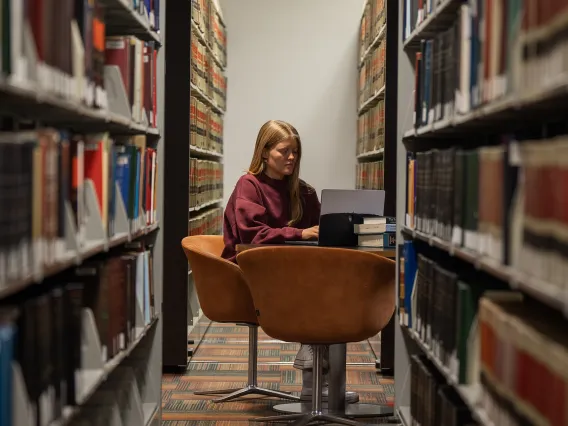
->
162, 321, 396, 425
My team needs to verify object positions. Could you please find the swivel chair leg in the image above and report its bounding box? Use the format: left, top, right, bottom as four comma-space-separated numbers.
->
194, 325, 300, 403
251, 345, 372, 425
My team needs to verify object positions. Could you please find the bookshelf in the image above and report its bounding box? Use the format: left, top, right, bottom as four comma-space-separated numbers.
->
395, 1, 568, 426
357, 0, 399, 376
0, 1, 165, 426
162, 0, 226, 369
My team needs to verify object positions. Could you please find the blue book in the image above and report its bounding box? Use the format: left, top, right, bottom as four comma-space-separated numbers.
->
403, 240, 418, 328
154, 0, 160, 31
115, 150, 131, 219
0, 320, 16, 426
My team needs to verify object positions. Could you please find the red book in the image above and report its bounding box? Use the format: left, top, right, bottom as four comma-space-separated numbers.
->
105, 37, 131, 96
152, 48, 158, 127
84, 139, 106, 228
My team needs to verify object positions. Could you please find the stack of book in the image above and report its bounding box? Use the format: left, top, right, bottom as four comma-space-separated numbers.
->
105, 36, 160, 127
354, 216, 395, 248
479, 293, 568, 426
359, 0, 386, 59
357, 100, 385, 156
410, 354, 476, 426
405, 134, 568, 291
359, 39, 386, 107
189, 207, 223, 236
192, 0, 226, 67
0, 131, 158, 288
407, 1, 567, 129
355, 160, 384, 190
190, 87, 224, 155
189, 159, 223, 209
0, 243, 156, 426
191, 1, 227, 111
1, 0, 160, 127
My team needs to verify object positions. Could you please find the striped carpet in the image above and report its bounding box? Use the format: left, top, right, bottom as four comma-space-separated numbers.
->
162, 321, 396, 425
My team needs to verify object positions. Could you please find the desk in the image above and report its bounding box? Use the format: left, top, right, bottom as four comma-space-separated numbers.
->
236, 243, 395, 419
236, 243, 396, 259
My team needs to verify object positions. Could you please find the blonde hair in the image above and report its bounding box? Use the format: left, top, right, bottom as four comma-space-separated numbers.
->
248, 120, 306, 226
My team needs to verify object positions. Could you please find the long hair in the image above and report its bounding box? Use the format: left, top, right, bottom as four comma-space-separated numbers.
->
248, 120, 305, 226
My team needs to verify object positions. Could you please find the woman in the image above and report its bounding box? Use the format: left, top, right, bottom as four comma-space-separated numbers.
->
222, 120, 358, 403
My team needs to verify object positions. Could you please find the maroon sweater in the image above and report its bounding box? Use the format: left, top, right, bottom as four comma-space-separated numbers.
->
221, 173, 321, 262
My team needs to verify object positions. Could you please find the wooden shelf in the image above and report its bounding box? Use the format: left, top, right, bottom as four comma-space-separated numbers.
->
101, 0, 161, 44
190, 83, 225, 115
356, 148, 384, 160
0, 223, 159, 300
0, 77, 160, 137
358, 24, 387, 68
402, 0, 461, 49
358, 85, 386, 115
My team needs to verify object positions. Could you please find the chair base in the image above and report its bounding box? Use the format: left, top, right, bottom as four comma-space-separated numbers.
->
251, 411, 367, 425
272, 402, 394, 418
195, 385, 300, 403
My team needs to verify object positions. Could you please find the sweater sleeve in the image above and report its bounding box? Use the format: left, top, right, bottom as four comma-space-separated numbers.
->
234, 179, 303, 244
303, 188, 321, 227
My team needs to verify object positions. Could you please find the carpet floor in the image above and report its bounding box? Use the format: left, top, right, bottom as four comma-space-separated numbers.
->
162, 321, 396, 425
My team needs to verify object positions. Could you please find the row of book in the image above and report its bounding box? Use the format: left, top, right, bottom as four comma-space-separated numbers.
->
191, 28, 228, 111
189, 207, 223, 236
105, 37, 160, 127
359, 0, 386, 60
410, 354, 477, 426
358, 39, 386, 109
406, 134, 568, 292
357, 100, 385, 156
479, 293, 568, 426
0, 130, 158, 288
191, 0, 227, 67
412, 22, 458, 128
2, 0, 160, 120
355, 160, 384, 190
0, 243, 156, 426
189, 159, 223, 209
401, 242, 508, 385
410, 1, 568, 130
190, 96, 224, 154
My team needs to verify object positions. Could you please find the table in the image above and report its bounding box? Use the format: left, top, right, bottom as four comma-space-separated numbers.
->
236, 243, 396, 419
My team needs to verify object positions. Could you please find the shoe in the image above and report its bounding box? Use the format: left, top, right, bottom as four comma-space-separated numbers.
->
300, 370, 360, 404
293, 344, 330, 371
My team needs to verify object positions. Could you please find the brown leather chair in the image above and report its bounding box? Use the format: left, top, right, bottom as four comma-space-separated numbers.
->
181, 235, 299, 403
237, 246, 395, 425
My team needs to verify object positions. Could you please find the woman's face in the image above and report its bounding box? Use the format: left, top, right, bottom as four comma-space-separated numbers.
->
264, 138, 299, 179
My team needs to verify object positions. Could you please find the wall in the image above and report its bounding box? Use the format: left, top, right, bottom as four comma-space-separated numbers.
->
219, 0, 361, 204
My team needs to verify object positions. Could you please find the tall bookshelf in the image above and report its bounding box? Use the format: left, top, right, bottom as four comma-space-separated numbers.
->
163, 0, 227, 369
0, 1, 165, 425
395, 1, 568, 425
357, 0, 399, 376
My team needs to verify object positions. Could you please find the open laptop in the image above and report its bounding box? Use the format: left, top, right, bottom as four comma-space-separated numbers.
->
285, 189, 385, 247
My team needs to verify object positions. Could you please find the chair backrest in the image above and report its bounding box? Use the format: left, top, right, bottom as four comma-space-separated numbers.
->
181, 236, 257, 324
237, 246, 395, 344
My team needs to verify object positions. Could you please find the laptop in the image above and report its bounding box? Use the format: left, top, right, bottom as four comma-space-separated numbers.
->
285, 189, 385, 247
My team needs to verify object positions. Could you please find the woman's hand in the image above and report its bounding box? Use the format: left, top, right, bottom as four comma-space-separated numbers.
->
301, 226, 319, 240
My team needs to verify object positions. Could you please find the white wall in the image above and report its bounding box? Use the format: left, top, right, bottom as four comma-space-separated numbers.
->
219, 0, 360, 204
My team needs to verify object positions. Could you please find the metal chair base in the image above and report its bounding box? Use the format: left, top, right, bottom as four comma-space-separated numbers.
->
194, 325, 299, 403
253, 411, 366, 425
196, 384, 298, 403
272, 402, 395, 418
